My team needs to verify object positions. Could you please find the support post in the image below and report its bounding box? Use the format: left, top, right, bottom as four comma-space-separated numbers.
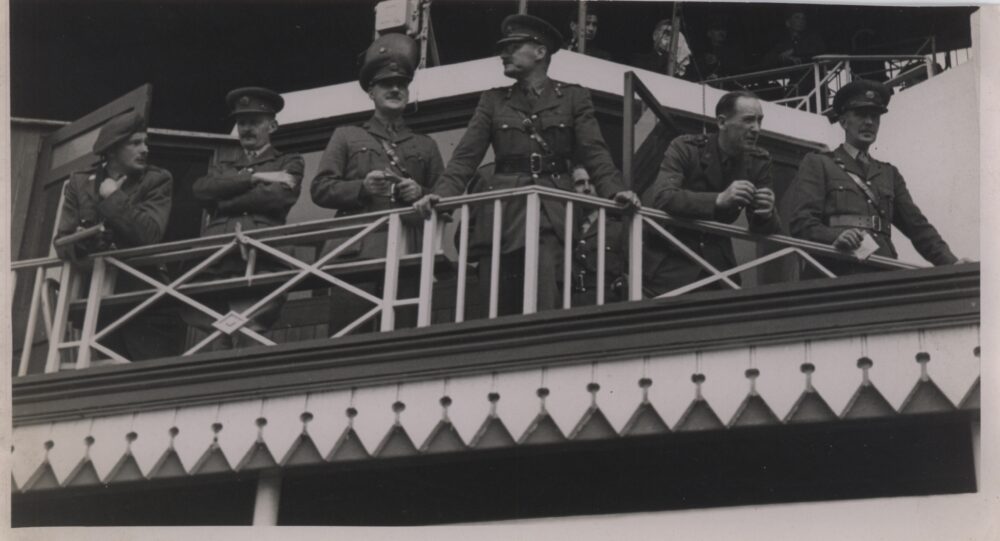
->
380, 214, 402, 332
628, 212, 644, 301
76, 256, 108, 369
522, 192, 540, 315
416, 211, 437, 327
44, 262, 74, 373
252, 471, 282, 526
813, 62, 823, 113
576, 0, 587, 54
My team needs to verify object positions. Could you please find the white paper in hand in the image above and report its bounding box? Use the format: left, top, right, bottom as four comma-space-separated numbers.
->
853, 232, 880, 260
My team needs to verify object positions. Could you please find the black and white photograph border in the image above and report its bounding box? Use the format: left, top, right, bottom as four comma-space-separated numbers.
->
1, 0, 998, 539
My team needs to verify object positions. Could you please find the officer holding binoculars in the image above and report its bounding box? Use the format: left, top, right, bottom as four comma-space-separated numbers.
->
641, 90, 780, 296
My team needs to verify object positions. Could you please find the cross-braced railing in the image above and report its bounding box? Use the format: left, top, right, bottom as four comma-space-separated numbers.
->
11, 185, 920, 376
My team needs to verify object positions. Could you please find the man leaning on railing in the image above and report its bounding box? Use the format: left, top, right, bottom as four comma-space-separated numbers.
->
787, 80, 967, 277
640, 91, 779, 297
53, 111, 176, 360
186, 87, 304, 346
414, 14, 639, 315
311, 34, 444, 329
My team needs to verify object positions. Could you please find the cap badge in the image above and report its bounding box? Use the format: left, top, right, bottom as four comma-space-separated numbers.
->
865, 90, 875, 99
239, 96, 250, 106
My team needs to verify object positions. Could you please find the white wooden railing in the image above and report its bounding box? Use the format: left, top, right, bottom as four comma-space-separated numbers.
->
11, 186, 919, 376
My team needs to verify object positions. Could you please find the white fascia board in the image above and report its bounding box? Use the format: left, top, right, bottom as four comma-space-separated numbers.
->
278, 50, 839, 147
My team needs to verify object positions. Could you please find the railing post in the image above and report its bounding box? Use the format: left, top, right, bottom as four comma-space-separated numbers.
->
252, 470, 282, 526
622, 72, 634, 190
488, 200, 502, 319
454, 204, 470, 323
76, 256, 109, 369
44, 262, 74, 373
595, 208, 606, 306
563, 201, 574, 309
522, 192, 540, 315
813, 62, 823, 113
380, 213, 402, 332
416, 211, 437, 327
17, 267, 45, 377
628, 213, 644, 301
925, 56, 934, 79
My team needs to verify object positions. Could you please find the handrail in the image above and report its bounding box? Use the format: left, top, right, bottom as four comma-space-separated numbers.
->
701, 53, 942, 115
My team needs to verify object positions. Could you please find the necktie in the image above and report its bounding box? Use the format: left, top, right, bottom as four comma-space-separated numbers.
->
857, 151, 871, 176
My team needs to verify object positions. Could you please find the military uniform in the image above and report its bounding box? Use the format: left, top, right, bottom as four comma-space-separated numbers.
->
788, 79, 957, 276
53, 112, 177, 361
188, 87, 304, 335
312, 116, 444, 258
194, 146, 304, 274
568, 210, 629, 306
432, 78, 626, 312
788, 145, 957, 273
641, 133, 780, 295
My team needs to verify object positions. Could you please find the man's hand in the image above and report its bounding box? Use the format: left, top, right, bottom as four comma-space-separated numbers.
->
715, 180, 756, 210
395, 178, 423, 204
413, 194, 441, 219
99, 175, 126, 199
252, 171, 298, 189
751, 187, 775, 217
833, 228, 865, 251
613, 190, 641, 210
362, 170, 393, 197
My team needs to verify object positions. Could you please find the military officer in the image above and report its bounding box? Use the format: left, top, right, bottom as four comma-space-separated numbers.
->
189, 87, 304, 343
641, 91, 780, 296
788, 80, 961, 276
311, 33, 444, 329
568, 166, 628, 306
414, 14, 640, 315
53, 111, 176, 360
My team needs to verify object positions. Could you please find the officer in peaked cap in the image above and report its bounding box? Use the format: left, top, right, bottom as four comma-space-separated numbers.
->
312, 33, 443, 330
358, 32, 420, 91
414, 13, 640, 316
828, 79, 890, 122
495, 13, 564, 57
225, 86, 285, 117
789, 79, 964, 276
188, 87, 304, 347
53, 109, 176, 360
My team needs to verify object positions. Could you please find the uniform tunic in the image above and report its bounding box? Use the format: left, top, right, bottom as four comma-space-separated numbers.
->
641, 133, 781, 294
311, 116, 444, 258
193, 145, 304, 276
54, 164, 175, 360
431, 78, 626, 312
788, 144, 956, 273
191, 145, 304, 331
55, 165, 173, 262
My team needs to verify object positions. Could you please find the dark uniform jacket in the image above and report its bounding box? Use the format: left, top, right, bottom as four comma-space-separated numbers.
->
432, 78, 626, 255
55, 165, 173, 263
641, 133, 781, 288
193, 145, 304, 276
569, 210, 629, 304
788, 145, 956, 267
311, 116, 444, 258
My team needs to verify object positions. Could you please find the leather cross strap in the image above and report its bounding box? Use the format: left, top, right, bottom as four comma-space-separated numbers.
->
514, 110, 556, 157
843, 170, 881, 207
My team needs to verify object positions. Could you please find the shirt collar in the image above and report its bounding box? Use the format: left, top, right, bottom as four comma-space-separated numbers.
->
244, 144, 271, 159
842, 142, 864, 161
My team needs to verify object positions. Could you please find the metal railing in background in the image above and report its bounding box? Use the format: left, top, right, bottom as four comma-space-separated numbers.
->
702, 54, 941, 115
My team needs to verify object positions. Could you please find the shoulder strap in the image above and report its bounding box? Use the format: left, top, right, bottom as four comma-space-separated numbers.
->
843, 170, 880, 206
373, 135, 413, 179
512, 109, 555, 156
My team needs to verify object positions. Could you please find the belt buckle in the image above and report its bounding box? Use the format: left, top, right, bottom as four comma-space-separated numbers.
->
529, 153, 542, 175
871, 215, 881, 232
